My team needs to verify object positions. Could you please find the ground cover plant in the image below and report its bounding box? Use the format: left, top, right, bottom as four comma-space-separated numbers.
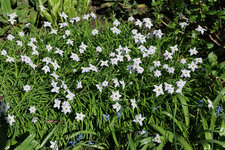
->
149, 0, 225, 58
0, 0, 39, 36
39, 0, 91, 26
0, 11, 225, 150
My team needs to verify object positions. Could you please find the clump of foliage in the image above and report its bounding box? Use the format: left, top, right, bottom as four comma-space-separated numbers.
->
150, 0, 225, 54
39, 0, 91, 26
96, 0, 149, 18
0, 0, 92, 39
0, 11, 225, 150
0, 0, 39, 36
96, 0, 225, 57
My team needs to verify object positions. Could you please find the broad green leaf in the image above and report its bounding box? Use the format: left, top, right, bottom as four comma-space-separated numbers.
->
79, 143, 106, 149
177, 95, 190, 127
200, 111, 211, 139
29, 11, 37, 25
150, 124, 174, 143
16, 9, 29, 21
63, 0, 71, 12
109, 117, 119, 148
48, 0, 56, 7
189, 15, 198, 22
200, 111, 211, 150
211, 70, 218, 76
210, 88, 225, 133
208, 52, 218, 66
127, 135, 136, 150
206, 43, 214, 49
141, 143, 155, 150
21, 0, 29, 7
41, 10, 53, 23
5, 138, 18, 148
168, 22, 176, 29
161, 111, 188, 139
68, 131, 96, 139
14, 134, 40, 150
0, 0, 11, 12
38, 124, 59, 148
174, 29, 180, 35
156, 141, 166, 150
50, 0, 61, 25
82, 0, 91, 14
207, 11, 218, 15
219, 61, 225, 70
197, 140, 225, 148
151, 124, 193, 150
29, 25, 37, 33
76, 0, 82, 13
219, 120, 225, 136
176, 136, 193, 150
140, 137, 153, 146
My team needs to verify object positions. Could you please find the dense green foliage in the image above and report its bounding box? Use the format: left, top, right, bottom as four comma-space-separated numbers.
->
0, 0, 38, 36
39, 0, 91, 26
1, 13, 225, 149
0, 0, 91, 37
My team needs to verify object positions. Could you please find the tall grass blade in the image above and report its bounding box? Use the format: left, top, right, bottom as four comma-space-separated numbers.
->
177, 94, 190, 127
200, 111, 211, 149
127, 134, 136, 150
39, 124, 59, 148
109, 117, 119, 149
14, 134, 40, 150
197, 140, 225, 148
161, 111, 188, 139
0, 0, 11, 12
151, 124, 193, 150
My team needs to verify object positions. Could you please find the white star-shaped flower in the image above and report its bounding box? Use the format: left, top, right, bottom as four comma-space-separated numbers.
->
39, 5, 46, 11
50, 141, 58, 150
75, 112, 85, 121
29, 106, 36, 113
208, 99, 213, 109
153, 134, 161, 143
4, 114, 15, 126
112, 102, 121, 112
53, 98, 61, 109
110, 90, 122, 101
195, 25, 207, 35
92, 29, 99, 36
133, 114, 145, 126
153, 84, 164, 97
23, 85, 31, 92
42, 65, 50, 74
66, 91, 75, 101
60, 12, 68, 20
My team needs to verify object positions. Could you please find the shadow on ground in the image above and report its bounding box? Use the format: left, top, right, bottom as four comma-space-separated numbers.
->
0, 114, 8, 149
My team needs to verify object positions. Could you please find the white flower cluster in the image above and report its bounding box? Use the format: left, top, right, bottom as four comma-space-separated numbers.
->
1, 12, 206, 138
1, 102, 15, 126
8, 12, 17, 25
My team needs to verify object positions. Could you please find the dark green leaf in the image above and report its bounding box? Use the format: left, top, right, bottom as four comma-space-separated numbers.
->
0, 0, 11, 12
0, 15, 8, 23
207, 11, 218, 15
208, 52, 218, 66
0, 26, 10, 36
219, 62, 225, 70
29, 11, 37, 24
206, 43, 214, 49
